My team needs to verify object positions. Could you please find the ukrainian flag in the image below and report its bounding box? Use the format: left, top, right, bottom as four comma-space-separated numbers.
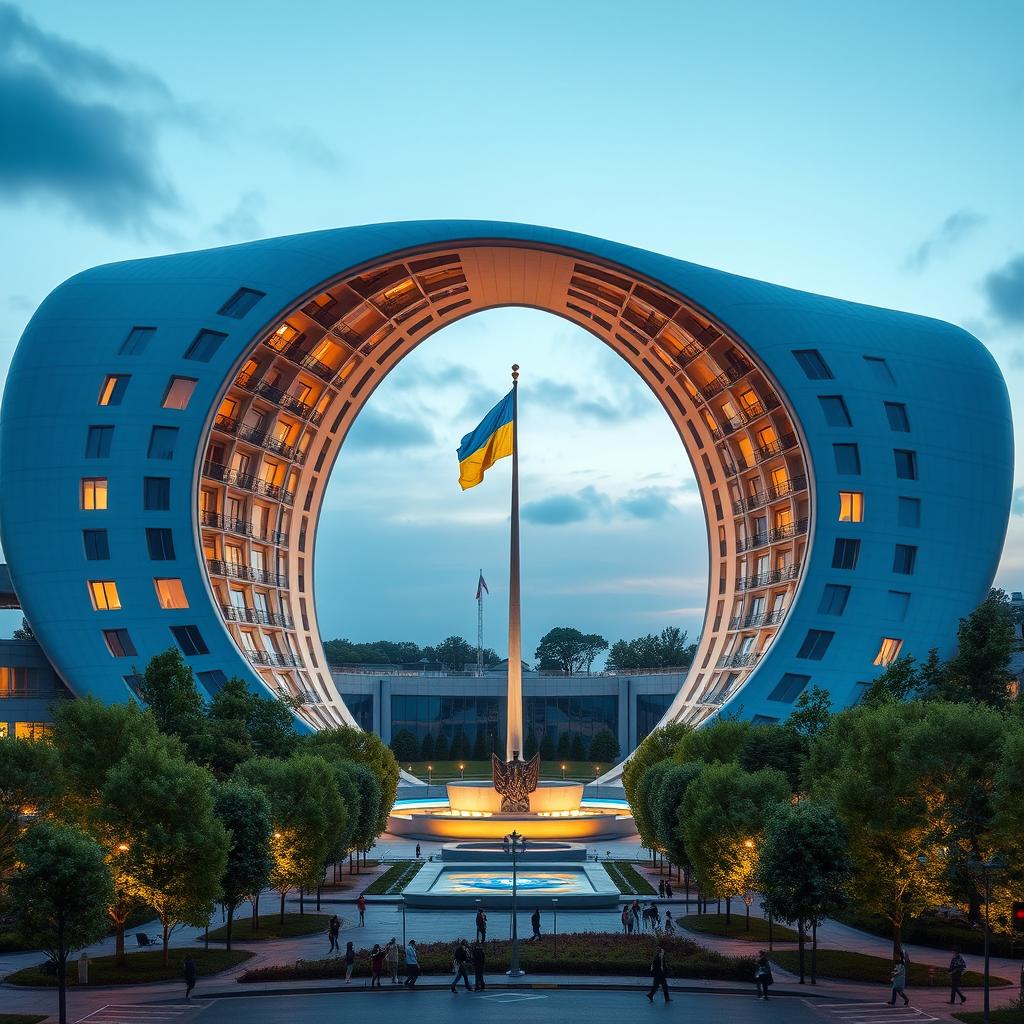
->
457, 390, 515, 490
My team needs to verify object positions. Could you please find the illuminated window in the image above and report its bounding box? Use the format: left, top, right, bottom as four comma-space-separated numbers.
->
88, 580, 121, 610
82, 529, 110, 560
894, 449, 918, 480
15, 722, 52, 741
154, 578, 188, 609
143, 477, 170, 511
183, 329, 227, 362
818, 584, 850, 616
85, 425, 114, 458
885, 402, 910, 432
874, 637, 903, 666
0, 723, 7, 738
146, 528, 175, 560
218, 287, 265, 319
81, 477, 108, 510
839, 491, 864, 522
98, 374, 130, 406
103, 628, 137, 657
171, 625, 208, 656
797, 629, 834, 661
897, 496, 921, 528
119, 326, 155, 355
833, 444, 861, 475
792, 349, 833, 380
832, 538, 860, 570
893, 544, 917, 575
819, 395, 851, 427
162, 377, 197, 410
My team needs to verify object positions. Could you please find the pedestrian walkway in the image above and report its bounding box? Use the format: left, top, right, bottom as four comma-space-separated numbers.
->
806, 1000, 939, 1023
75, 1004, 206, 1024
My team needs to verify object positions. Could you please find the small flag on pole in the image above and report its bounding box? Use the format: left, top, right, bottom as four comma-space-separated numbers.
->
476, 573, 489, 600
456, 390, 515, 490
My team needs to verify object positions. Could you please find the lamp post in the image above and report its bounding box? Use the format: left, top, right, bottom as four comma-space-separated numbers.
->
561, 763, 566, 781
459, 763, 465, 780
428, 764, 433, 786
402, 896, 407, 947
552, 898, 558, 958
475, 897, 482, 941
969, 854, 1007, 1024
503, 830, 527, 977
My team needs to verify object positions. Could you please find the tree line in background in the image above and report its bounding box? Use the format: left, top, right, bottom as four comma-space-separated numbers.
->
623, 589, 1024, 983
0, 647, 399, 1023
388, 723, 621, 764
323, 635, 501, 671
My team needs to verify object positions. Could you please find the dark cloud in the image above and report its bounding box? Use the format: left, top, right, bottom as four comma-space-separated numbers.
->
904, 210, 985, 272
211, 191, 266, 241
346, 406, 434, 450
0, 3, 180, 233
983, 253, 1024, 327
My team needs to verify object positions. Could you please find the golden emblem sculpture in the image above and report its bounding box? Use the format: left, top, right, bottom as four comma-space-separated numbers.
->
491, 750, 541, 812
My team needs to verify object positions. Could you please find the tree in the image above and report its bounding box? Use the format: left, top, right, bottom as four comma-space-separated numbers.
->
676, 718, 750, 766
391, 729, 419, 763
10, 822, 114, 1024
205, 677, 297, 777
524, 729, 538, 760
431, 636, 476, 672
759, 802, 851, 984
328, 763, 362, 879
539, 733, 555, 760
622, 722, 692, 844
556, 732, 572, 759
450, 728, 470, 761
419, 732, 434, 761
570, 733, 585, 760
213, 782, 273, 949
12, 617, 34, 640
345, 762, 381, 860
135, 648, 209, 761
863, 654, 927, 705
653, 761, 703, 875
993, 723, 1024, 854
589, 728, 620, 762
935, 589, 1016, 707
0, 734, 60, 873
739, 725, 804, 793
434, 732, 450, 760
100, 739, 229, 964
634, 758, 673, 852
786, 685, 833, 744
534, 627, 608, 675
471, 729, 487, 760
606, 627, 696, 670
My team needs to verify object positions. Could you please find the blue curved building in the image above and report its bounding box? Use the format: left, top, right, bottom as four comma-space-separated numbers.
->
0, 222, 1013, 738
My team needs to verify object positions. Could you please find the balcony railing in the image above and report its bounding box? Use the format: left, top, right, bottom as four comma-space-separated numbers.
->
214, 415, 301, 463
207, 559, 288, 589
732, 475, 808, 516
698, 358, 754, 401
755, 432, 798, 463
276, 686, 322, 705
203, 462, 295, 505
200, 509, 288, 547
234, 372, 323, 425
717, 651, 762, 669
729, 607, 787, 630
247, 649, 304, 668
735, 562, 801, 592
375, 291, 425, 318
698, 685, 739, 708
280, 342, 337, 383
735, 517, 810, 554
221, 604, 294, 629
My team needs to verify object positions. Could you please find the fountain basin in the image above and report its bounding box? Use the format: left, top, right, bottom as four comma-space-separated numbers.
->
440, 841, 588, 862
446, 779, 586, 814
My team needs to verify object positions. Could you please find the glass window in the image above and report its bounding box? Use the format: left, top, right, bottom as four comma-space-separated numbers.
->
819, 395, 852, 427
887, 590, 911, 621
183, 329, 227, 362
832, 538, 860, 570
81, 477, 108, 510
98, 374, 130, 406
897, 496, 921, 528
792, 349, 833, 380
833, 444, 861, 475
154, 578, 188, 609
893, 544, 918, 575
146, 527, 175, 560
170, 625, 209, 656
797, 629, 834, 661
818, 584, 850, 616
162, 377, 197, 410
864, 356, 896, 385
103, 628, 136, 657
82, 529, 110, 561
197, 669, 230, 694
767, 673, 811, 703
874, 637, 903, 666
88, 580, 121, 610
15, 722, 52, 741
894, 449, 918, 480
143, 477, 171, 511
147, 426, 179, 460
218, 287, 266, 319
85, 425, 114, 458
119, 326, 156, 355
839, 491, 864, 522
885, 402, 911, 432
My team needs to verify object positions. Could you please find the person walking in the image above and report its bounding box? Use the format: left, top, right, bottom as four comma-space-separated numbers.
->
631, 899, 641, 933
370, 943, 385, 987
415, 843, 421, 859
754, 951, 773, 1000
328, 914, 341, 953
357, 893, 367, 926
472, 940, 486, 991
476, 907, 487, 942
664, 911, 674, 936
665, 881, 674, 899
451, 938, 473, 992
385, 937, 400, 983
887, 959, 910, 1006
658, 880, 666, 899
404, 939, 420, 987
531, 908, 542, 940
344, 941, 356, 982
621, 906, 631, 933
183, 953, 197, 1001
646, 942, 671, 1003
948, 948, 967, 1005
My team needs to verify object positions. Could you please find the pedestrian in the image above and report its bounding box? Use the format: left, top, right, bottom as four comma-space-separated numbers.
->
948, 948, 967, 1005
357, 893, 367, 926
665, 881, 673, 899
646, 942, 671, 1003
664, 911, 674, 936
658, 880, 666, 899
328, 914, 341, 953
887, 959, 910, 1007
754, 951, 773, 1000
451, 938, 473, 992
416, 843, 421, 859
631, 899, 641, 932
183, 953, 197, 1001
344, 941, 355, 982
621, 906, 631, 934
476, 906, 488, 942
531, 908, 542, 940
627, 905, 635, 935
386, 937, 400, 983
472, 940, 486, 990
404, 939, 420, 987
370, 943, 384, 987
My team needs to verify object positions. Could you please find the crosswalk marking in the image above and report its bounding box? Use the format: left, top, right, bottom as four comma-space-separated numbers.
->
75, 1004, 205, 1024
479, 992, 549, 1003
807, 999, 939, 1024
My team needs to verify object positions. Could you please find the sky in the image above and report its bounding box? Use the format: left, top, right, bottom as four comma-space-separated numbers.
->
0, 1, 1022, 663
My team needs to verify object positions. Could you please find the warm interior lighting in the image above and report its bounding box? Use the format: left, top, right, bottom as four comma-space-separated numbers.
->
154, 578, 188, 610
163, 376, 197, 410
97, 374, 125, 406
874, 637, 903, 666
839, 491, 864, 522
81, 477, 108, 510
88, 579, 121, 611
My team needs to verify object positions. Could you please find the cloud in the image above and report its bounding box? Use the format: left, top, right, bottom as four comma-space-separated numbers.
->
0, 3, 181, 234
522, 485, 682, 526
8, 293, 34, 312
394, 363, 484, 392
618, 487, 677, 520
345, 406, 434, 451
904, 210, 985, 272
211, 192, 266, 241
1012, 486, 1024, 517
532, 376, 655, 424
522, 492, 596, 525
983, 253, 1024, 328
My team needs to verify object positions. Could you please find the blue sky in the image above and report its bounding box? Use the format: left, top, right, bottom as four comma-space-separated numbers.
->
1, 1, 1022, 661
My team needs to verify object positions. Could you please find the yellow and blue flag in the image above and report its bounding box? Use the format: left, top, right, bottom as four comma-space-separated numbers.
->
457, 390, 515, 490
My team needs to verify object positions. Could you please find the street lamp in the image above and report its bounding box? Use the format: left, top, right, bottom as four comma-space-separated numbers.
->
503, 830, 527, 977
969, 854, 1007, 1024
428, 764, 433, 786
561, 763, 566, 781
552, 898, 558, 957
459, 763, 465, 780
401, 896, 407, 947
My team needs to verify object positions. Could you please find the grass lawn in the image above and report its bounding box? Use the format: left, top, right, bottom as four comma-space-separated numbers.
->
954, 1007, 1024, 1023
603, 862, 656, 896
680, 913, 800, 942
400, 760, 610, 782
0, 1016, 47, 1024
206, 913, 331, 942
769, 949, 1010, 987
364, 860, 424, 895
6, 947, 252, 987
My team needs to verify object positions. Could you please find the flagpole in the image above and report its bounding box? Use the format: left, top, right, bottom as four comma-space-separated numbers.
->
507, 364, 523, 759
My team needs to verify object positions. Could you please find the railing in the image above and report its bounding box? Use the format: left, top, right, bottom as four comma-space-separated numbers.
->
735, 562, 801, 592
375, 292, 425, 318
676, 339, 704, 364
756, 432, 798, 463
282, 342, 337, 383
221, 604, 294, 629
214, 415, 301, 463
698, 358, 754, 400
732, 475, 808, 515
716, 651, 762, 669
277, 686, 322, 704
203, 462, 295, 505
698, 686, 739, 708
207, 559, 288, 589
729, 607, 787, 630
200, 509, 288, 547
234, 372, 323, 425
735, 517, 810, 554
247, 649, 304, 668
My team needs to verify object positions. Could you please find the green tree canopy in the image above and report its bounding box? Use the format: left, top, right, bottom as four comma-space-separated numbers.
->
653, 760, 703, 871
135, 647, 209, 761
606, 627, 696, 670
205, 677, 298, 777
390, 729, 419, 763
633, 758, 672, 851
329, 762, 362, 862
785, 685, 833, 743
675, 718, 750, 766
935, 588, 1016, 706
345, 761, 382, 853
622, 722, 691, 842
0, 733, 60, 873
738, 724, 804, 793
589, 727, 620, 762
534, 627, 608, 674
429, 636, 476, 672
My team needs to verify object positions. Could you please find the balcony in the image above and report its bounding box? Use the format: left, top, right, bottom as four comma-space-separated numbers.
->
732, 475, 808, 516
698, 685, 739, 708
222, 604, 294, 629
375, 291, 426, 319
755, 432, 798, 464
281, 342, 338, 384
214, 415, 302, 463
247, 649, 304, 669
207, 558, 288, 589
708, 394, 783, 440
729, 607, 786, 630
735, 517, 810, 553
234, 372, 323, 425
698, 358, 754, 401
277, 686, 322, 705
203, 462, 295, 505
735, 562, 801, 592
717, 651, 762, 669
201, 509, 288, 547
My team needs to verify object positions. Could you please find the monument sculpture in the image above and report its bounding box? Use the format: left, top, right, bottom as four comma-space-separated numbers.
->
491, 749, 541, 812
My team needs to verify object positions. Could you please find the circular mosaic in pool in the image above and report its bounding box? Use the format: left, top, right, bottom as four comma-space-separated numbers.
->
461, 876, 565, 891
